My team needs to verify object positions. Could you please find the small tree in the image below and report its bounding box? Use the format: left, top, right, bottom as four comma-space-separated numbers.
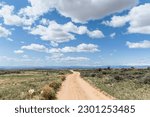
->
107, 66, 111, 70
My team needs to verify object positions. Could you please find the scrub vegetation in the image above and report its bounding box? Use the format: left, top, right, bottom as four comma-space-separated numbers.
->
0, 69, 70, 100
77, 67, 150, 100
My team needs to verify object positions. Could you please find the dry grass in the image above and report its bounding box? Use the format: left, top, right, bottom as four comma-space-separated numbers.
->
0, 69, 69, 100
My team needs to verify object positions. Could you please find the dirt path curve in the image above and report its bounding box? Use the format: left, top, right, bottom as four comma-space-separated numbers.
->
57, 70, 113, 100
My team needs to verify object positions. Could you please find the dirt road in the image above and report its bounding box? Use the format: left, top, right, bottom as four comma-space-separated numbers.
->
57, 71, 113, 100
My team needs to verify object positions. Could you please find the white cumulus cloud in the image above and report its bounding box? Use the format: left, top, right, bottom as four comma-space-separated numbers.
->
60, 43, 99, 53
21, 43, 99, 54
21, 44, 48, 52
128, 3, 150, 34
55, 0, 137, 23
48, 43, 99, 53
19, 0, 56, 18
102, 15, 129, 27
103, 3, 150, 34
0, 3, 34, 26
18, 0, 137, 23
0, 25, 11, 38
126, 40, 150, 48
88, 30, 104, 38
14, 50, 24, 54
30, 21, 104, 45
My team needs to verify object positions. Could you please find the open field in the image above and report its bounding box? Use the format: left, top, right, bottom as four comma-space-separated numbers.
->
77, 67, 150, 100
1, 68, 150, 100
0, 69, 70, 100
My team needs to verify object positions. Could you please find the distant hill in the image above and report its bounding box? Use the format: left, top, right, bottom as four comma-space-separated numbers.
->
0, 65, 150, 70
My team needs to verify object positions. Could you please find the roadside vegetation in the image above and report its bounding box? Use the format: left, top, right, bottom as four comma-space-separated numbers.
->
0, 69, 70, 100
77, 67, 150, 100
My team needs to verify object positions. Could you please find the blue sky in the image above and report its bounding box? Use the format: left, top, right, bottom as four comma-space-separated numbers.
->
0, 0, 150, 66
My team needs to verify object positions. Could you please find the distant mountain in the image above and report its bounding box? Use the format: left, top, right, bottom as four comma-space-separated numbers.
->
0, 65, 149, 70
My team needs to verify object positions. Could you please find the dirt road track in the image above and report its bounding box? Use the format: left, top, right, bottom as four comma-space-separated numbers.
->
57, 71, 113, 100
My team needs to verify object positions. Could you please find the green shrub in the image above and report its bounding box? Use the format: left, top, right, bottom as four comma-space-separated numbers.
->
97, 68, 102, 71
114, 75, 123, 81
90, 73, 96, 77
96, 73, 103, 78
59, 72, 64, 75
147, 67, 150, 70
102, 71, 107, 75
143, 77, 150, 84
49, 80, 61, 91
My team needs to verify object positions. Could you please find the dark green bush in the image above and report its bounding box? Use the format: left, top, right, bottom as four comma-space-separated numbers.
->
114, 75, 123, 81
102, 71, 107, 75
143, 77, 150, 84
90, 73, 96, 77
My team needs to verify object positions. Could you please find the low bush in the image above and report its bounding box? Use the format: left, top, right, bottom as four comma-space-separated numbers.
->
90, 73, 96, 77
96, 74, 103, 78
58, 72, 64, 75
58, 75, 66, 81
49, 80, 62, 91
102, 71, 107, 75
41, 85, 56, 100
143, 77, 150, 84
61, 76, 66, 81
144, 79, 150, 84
113, 75, 123, 81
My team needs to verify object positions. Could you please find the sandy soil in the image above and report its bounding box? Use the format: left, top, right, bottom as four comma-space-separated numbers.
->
57, 71, 113, 100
